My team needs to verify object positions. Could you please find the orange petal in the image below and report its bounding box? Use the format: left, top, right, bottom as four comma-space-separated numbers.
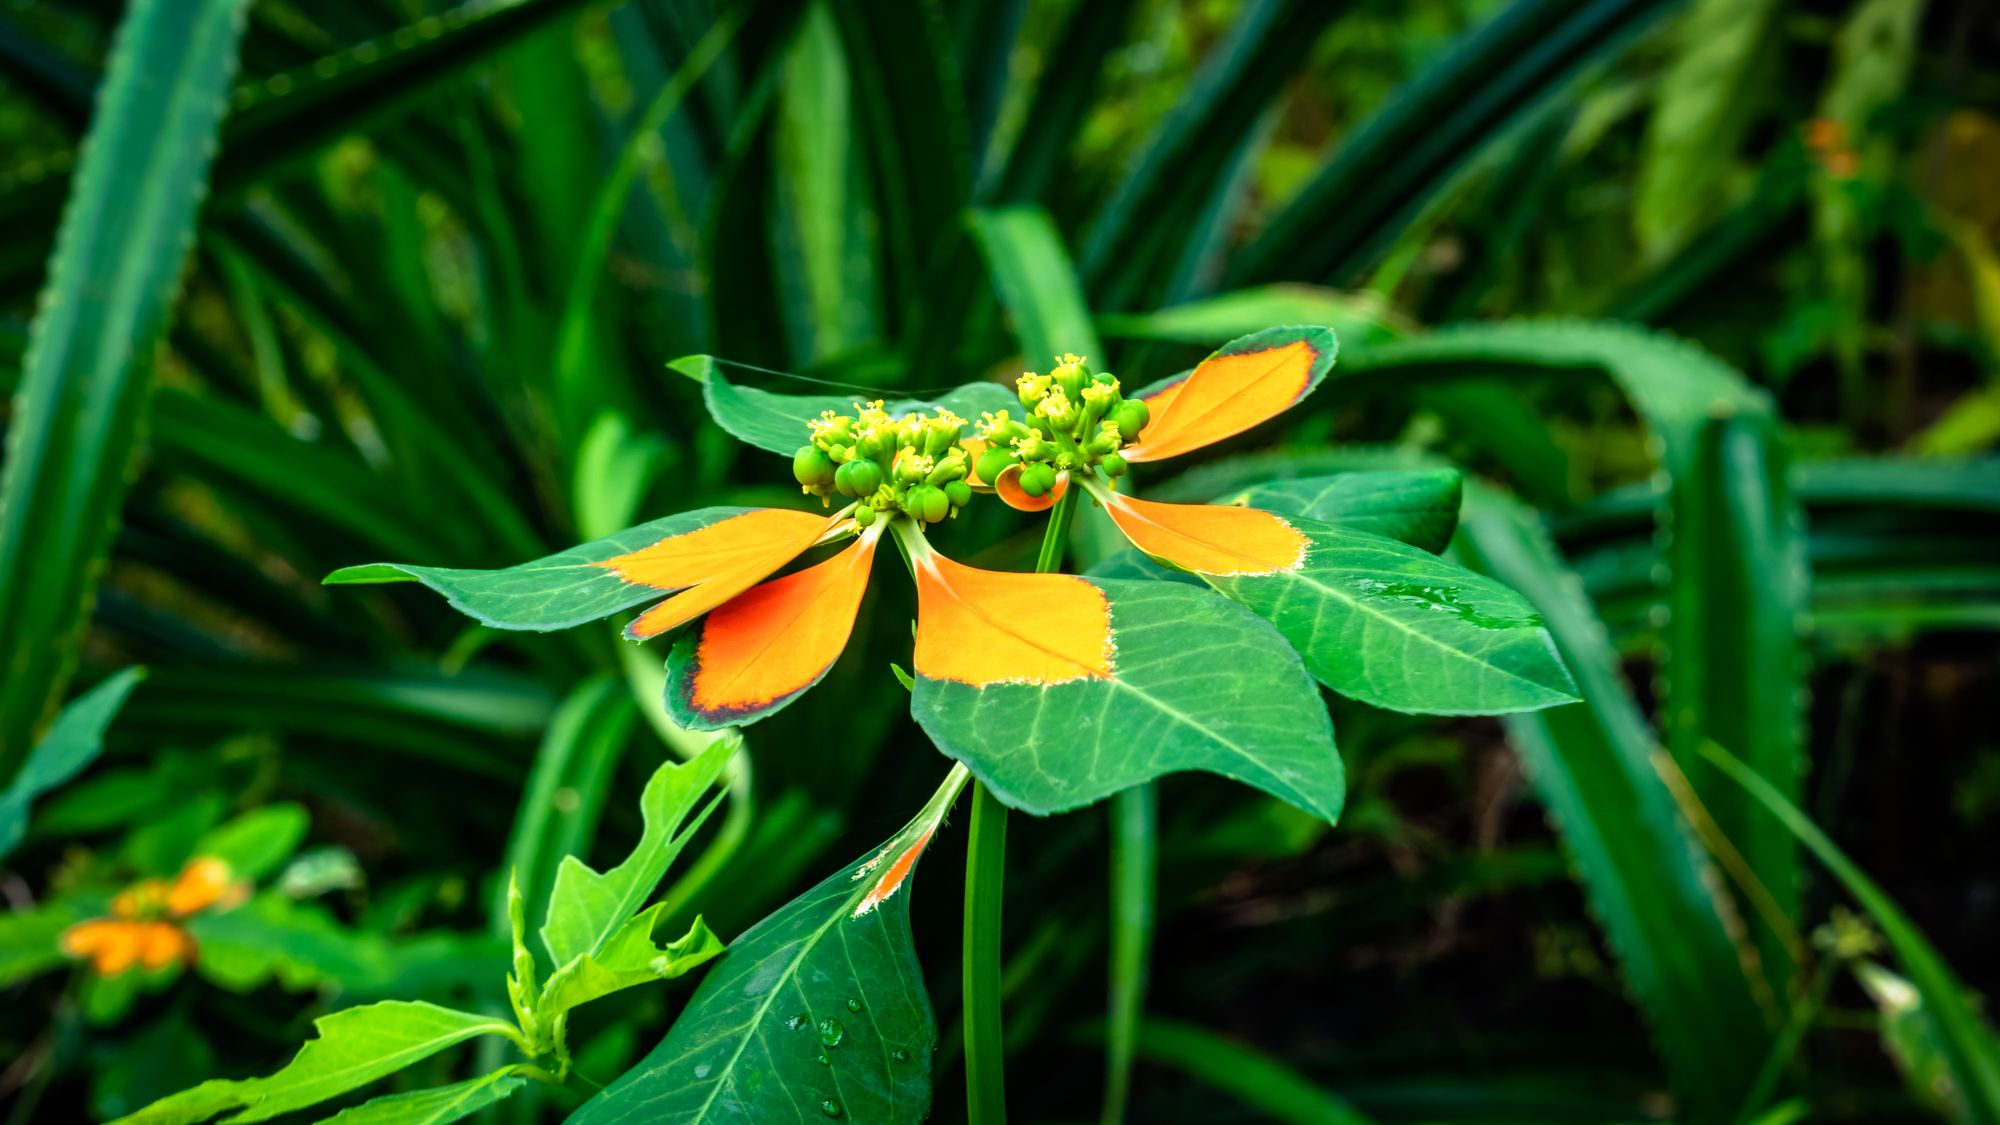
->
135, 922, 192, 970
91, 922, 144, 975
1137, 377, 1186, 420
598, 508, 831, 591
853, 830, 932, 918
675, 536, 878, 722
1124, 334, 1330, 462
912, 552, 1113, 686
61, 919, 120, 958
993, 464, 1068, 512
619, 510, 842, 640
167, 857, 235, 916
1105, 494, 1307, 576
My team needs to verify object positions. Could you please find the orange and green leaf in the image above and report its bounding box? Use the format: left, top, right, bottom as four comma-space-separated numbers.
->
621, 510, 842, 640
911, 552, 1113, 687
1102, 491, 1306, 576
1122, 326, 1337, 463
324, 506, 840, 633
667, 535, 880, 727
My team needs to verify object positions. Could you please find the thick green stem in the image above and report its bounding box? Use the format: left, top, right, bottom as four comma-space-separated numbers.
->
964, 487, 1080, 1124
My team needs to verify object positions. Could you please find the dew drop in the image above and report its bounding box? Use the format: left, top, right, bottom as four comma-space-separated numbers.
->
845, 997, 862, 1012
817, 1053, 830, 1066
891, 1049, 910, 1063
693, 1062, 712, 1079
821, 1099, 843, 1118
785, 1013, 809, 1031
818, 1017, 845, 1047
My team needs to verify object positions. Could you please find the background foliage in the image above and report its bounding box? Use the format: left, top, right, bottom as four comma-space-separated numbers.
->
1, 0, 1996, 1121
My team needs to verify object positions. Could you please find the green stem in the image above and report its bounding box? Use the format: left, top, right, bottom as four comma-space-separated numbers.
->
1101, 785, 1156, 1125
965, 488, 1080, 1124
1736, 954, 1840, 1122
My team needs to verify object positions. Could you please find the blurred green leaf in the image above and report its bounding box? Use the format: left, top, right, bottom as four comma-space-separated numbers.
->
0, 0, 248, 769
1119, 1017, 1374, 1125
0, 668, 141, 857
193, 803, 309, 882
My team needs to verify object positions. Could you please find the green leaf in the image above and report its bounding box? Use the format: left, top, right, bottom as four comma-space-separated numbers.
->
1198, 517, 1576, 715
1229, 0, 1676, 284
0, 900, 82, 986
0, 668, 142, 857
1634, 0, 1784, 255
324, 507, 774, 631
1704, 741, 2000, 1122
968, 205, 1103, 361
538, 907, 723, 1017
540, 737, 737, 969
0, 0, 248, 772
317, 1067, 529, 1125
1219, 469, 1464, 553
672, 355, 1014, 456
571, 768, 965, 1125
1454, 486, 1771, 1121
914, 578, 1344, 822
111, 1001, 522, 1125
499, 677, 635, 938
194, 803, 309, 882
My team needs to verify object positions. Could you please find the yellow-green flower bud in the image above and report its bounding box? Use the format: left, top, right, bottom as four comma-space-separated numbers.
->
975, 446, 1017, 483
1052, 353, 1089, 400
1101, 453, 1128, 478
943, 479, 972, 508
1013, 433, 1058, 461
1111, 399, 1150, 440
894, 452, 935, 485
1034, 388, 1077, 431
907, 483, 949, 524
927, 450, 968, 485
1080, 382, 1118, 431
1015, 371, 1053, 410
793, 445, 836, 488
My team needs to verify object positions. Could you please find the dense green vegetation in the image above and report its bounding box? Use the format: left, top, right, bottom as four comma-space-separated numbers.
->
1, 0, 1996, 1122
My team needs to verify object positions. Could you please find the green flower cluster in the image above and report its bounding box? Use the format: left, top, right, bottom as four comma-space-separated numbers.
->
974, 353, 1144, 497
792, 401, 974, 526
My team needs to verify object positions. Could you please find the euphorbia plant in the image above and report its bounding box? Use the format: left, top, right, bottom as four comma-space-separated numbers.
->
315, 326, 1579, 1121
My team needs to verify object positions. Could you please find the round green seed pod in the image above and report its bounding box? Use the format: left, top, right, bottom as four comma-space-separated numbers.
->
975, 446, 1017, 483
1018, 462, 1056, 497
1101, 453, 1128, 478
845, 459, 883, 495
794, 445, 836, 487
943, 479, 973, 508
1112, 399, 1150, 440
921, 486, 951, 523
854, 504, 878, 527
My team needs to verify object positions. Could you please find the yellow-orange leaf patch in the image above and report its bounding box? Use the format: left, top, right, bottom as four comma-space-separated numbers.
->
853, 830, 933, 918
1106, 494, 1307, 576
1124, 338, 1322, 462
913, 553, 1113, 686
679, 537, 877, 721
614, 509, 838, 640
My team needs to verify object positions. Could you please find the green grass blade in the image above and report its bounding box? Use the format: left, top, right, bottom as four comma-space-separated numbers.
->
1455, 485, 1772, 1122
969, 204, 1103, 361
1703, 741, 2000, 1123
1120, 1017, 1375, 1125
1231, 0, 1675, 284
0, 0, 250, 769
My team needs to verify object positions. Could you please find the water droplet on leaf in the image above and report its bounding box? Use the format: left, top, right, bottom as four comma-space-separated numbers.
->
785, 1013, 809, 1031
818, 1017, 845, 1047
891, 1049, 910, 1062
845, 997, 862, 1012
817, 1053, 829, 1066
821, 1099, 843, 1118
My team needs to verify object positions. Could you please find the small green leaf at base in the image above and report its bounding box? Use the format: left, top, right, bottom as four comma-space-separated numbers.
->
318, 1067, 530, 1125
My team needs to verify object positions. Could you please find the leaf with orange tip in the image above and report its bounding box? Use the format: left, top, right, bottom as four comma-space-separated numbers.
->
619, 510, 844, 641
993, 463, 1069, 512
909, 568, 1342, 821
324, 507, 836, 633
1122, 326, 1338, 463
666, 534, 880, 728
571, 766, 969, 1125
